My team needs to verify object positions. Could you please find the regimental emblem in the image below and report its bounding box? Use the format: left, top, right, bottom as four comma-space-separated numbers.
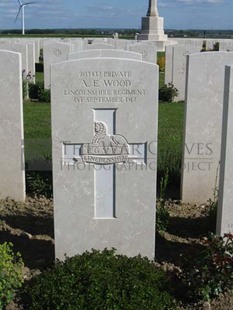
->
80, 121, 130, 164
63, 109, 147, 167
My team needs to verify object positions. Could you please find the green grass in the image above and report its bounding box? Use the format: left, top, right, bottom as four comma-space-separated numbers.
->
157, 51, 165, 59
157, 102, 185, 197
23, 101, 51, 161
159, 72, 165, 88
158, 102, 184, 155
23, 101, 51, 139
24, 71, 50, 160
35, 72, 44, 84
157, 52, 165, 88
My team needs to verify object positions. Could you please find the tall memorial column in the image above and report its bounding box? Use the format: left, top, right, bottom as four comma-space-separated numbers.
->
147, 0, 158, 16
137, 0, 167, 45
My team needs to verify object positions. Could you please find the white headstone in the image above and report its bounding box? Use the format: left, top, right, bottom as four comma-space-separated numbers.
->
68, 49, 142, 61
219, 41, 233, 52
34, 39, 41, 62
0, 42, 28, 74
113, 39, 133, 51
71, 39, 84, 52
172, 45, 200, 101
21, 41, 36, 83
217, 65, 233, 236
86, 43, 113, 50
0, 50, 25, 201
51, 58, 158, 260
14, 39, 37, 77
181, 52, 233, 203
128, 42, 157, 63
43, 42, 73, 89
165, 45, 173, 85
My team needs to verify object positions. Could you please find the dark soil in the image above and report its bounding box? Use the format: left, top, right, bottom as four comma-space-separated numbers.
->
0, 197, 232, 310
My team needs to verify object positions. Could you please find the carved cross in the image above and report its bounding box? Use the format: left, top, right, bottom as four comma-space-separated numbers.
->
54, 49, 62, 57
62, 109, 146, 219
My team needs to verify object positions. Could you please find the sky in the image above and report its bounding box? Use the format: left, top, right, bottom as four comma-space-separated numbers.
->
0, 0, 232, 30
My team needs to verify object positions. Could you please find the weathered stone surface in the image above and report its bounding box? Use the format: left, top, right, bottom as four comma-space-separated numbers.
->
181, 52, 233, 203
68, 49, 142, 61
0, 41, 28, 73
85, 43, 113, 50
43, 41, 73, 89
137, 0, 167, 45
51, 57, 158, 260
217, 65, 233, 236
165, 45, 174, 85
128, 42, 157, 63
0, 50, 25, 201
172, 45, 200, 101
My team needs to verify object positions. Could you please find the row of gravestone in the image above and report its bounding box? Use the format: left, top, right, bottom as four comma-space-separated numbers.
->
0, 45, 233, 260
165, 45, 233, 237
165, 46, 233, 237
181, 52, 233, 239
50, 47, 233, 257
42, 39, 158, 89
44, 38, 233, 93
0, 47, 157, 260
165, 44, 233, 101
164, 46, 233, 202
174, 38, 233, 51
0, 37, 159, 88
0, 38, 41, 83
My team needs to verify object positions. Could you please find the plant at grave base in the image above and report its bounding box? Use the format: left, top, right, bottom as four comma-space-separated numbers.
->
201, 41, 220, 52
157, 150, 182, 184
156, 168, 170, 231
206, 187, 218, 233
28, 82, 50, 103
22, 79, 28, 100
38, 88, 50, 103
200, 40, 207, 52
26, 171, 53, 198
213, 42, 220, 51
0, 242, 24, 310
25, 248, 176, 310
22, 70, 35, 99
180, 233, 233, 302
0, 220, 4, 229
157, 56, 165, 72
207, 165, 219, 232
159, 83, 179, 102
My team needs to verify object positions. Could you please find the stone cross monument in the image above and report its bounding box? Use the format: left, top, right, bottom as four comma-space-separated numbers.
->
147, 0, 158, 16
137, 0, 167, 46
